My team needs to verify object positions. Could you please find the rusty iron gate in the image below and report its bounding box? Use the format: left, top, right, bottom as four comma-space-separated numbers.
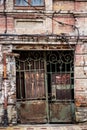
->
16, 51, 75, 124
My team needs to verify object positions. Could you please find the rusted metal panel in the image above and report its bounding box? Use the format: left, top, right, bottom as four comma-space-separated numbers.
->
49, 102, 74, 123
52, 74, 71, 100
25, 72, 45, 99
16, 51, 45, 100
50, 74, 74, 123
56, 89, 71, 100
17, 101, 47, 123
52, 74, 70, 85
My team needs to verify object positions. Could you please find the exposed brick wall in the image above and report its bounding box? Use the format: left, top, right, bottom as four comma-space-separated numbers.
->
7, 17, 14, 32
53, 0, 74, 11
53, 16, 75, 34
75, 2, 87, 12
53, 0, 87, 12
75, 43, 87, 122
0, 17, 5, 33
0, 17, 14, 33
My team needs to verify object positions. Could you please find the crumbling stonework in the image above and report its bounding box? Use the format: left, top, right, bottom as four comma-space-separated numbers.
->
0, 45, 17, 125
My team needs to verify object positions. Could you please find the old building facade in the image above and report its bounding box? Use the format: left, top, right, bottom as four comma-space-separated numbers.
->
0, 0, 87, 126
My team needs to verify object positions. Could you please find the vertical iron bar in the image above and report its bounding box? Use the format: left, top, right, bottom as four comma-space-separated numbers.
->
19, 61, 22, 99
65, 63, 67, 102
24, 62, 26, 99
55, 63, 57, 73
44, 52, 49, 123
70, 61, 73, 121
34, 60, 36, 97
50, 53, 53, 102
71, 52, 75, 122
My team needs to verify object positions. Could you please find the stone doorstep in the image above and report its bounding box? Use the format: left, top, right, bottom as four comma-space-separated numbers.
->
0, 125, 86, 130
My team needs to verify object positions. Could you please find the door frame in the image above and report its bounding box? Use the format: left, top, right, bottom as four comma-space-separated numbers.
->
15, 50, 75, 124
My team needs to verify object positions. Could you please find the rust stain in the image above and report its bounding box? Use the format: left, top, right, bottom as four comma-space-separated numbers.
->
13, 128, 20, 130
17, 101, 47, 123
50, 103, 72, 122
3, 53, 7, 79
75, 101, 81, 107
27, 128, 34, 130
14, 45, 74, 51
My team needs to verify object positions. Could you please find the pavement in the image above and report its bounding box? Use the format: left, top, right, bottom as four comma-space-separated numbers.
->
0, 124, 87, 130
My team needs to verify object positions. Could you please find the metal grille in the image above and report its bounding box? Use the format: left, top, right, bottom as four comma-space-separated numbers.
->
16, 51, 45, 100
46, 51, 74, 123
46, 51, 74, 102
16, 50, 74, 123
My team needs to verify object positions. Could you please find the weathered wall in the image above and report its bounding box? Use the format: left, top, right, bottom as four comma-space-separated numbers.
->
0, 45, 17, 125
75, 43, 87, 122
14, 17, 52, 34
0, 17, 14, 33
0, 45, 3, 124
0, 0, 87, 125
52, 15, 75, 35
53, 0, 74, 11
53, 0, 87, 123
53, 0, 87, 12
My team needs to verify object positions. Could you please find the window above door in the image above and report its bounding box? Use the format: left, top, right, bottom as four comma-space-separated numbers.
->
15, 0, 28, 6
31, 0, 44, 6
0, 0, 4, 5
14, 0, 45, 9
